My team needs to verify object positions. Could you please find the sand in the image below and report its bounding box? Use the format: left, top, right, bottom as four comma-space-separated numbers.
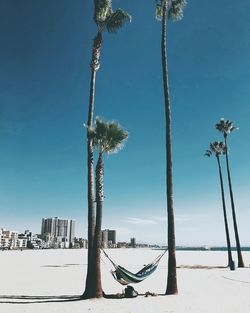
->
0, 248, 250, 313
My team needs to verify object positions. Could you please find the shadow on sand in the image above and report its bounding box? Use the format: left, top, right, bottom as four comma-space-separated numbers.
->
104, 292, 164, 299
177, 265, 227, 269
0, 295, 82, 304
0, 292, 172, 303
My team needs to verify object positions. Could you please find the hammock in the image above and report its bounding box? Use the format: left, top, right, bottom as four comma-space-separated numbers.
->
101, 248, 168, 285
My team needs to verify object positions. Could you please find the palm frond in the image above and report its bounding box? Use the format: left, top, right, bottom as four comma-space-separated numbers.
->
92, 117, 108, 152
231, 126, 239, 132
105, 121, 128, 153
155, 3, 163, 21
215, 118, 238, 135
92, 117, 128, 154
94, 0, 113, 28
106, 9, 131, 33
205, 149, 212, 157
209, 141, 225, 156
215, 118, 225, 132
168, 0, 187, 21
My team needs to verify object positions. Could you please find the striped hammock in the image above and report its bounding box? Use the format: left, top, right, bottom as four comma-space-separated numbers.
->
101, 248, 167, 285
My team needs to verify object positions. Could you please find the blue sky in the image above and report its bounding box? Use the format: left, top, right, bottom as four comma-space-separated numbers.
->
0, 0, 250, 246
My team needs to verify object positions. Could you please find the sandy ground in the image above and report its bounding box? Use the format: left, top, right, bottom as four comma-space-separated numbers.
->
0, 248, 250, 313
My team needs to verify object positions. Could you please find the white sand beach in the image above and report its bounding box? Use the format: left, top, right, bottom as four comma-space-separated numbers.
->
0, 248, 250, 313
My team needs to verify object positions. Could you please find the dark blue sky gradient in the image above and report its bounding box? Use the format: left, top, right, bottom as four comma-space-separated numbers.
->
1, 0, 250, 245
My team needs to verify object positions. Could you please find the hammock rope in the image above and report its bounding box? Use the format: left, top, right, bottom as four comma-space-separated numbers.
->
101, 248, 168, 285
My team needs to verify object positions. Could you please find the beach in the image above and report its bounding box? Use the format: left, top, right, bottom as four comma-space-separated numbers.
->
0, 248, 250, 313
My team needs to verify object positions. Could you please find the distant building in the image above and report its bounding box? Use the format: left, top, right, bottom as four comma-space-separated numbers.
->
130, 237, 136, 248
101, 230, 109, 248
0, 228, 27, 249
101, 229, 116, 248
108, 230, 116, 245
19, 230, 45, 249
117, 241, 129, 248
74, 238, 88, 249
41, 217, 75, 248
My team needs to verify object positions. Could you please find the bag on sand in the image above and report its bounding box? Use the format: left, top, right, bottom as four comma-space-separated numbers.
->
124, 286, 138, 298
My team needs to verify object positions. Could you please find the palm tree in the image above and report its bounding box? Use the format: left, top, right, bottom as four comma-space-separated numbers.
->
215, 118, 244, 267
88, 117, 128, 298
155, 0, 187, 295
205, 141, 234, 269
84, 0, 131, 298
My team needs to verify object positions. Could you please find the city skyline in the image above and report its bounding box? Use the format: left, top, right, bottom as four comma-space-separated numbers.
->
1, 0, 250, 246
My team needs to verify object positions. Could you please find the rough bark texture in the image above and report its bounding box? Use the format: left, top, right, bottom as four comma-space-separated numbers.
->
161, 2, 178, 295
224, 135, 245, 268
216, 156, 233, 268
92, 153, 104, 298
83, 32, 103, 299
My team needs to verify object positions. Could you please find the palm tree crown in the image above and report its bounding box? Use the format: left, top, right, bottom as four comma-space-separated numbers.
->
215, 118, 238, 138
90, 117, 128, 154
205, 141, 226, 158
156, 0, 187, 21
94, 0, 131, 33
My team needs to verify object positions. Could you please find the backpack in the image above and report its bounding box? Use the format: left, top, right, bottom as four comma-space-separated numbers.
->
124, 286, 138, 298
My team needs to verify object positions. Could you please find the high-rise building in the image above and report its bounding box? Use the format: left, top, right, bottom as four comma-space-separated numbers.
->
130, 237, 136, 248
108, 230, 116, 245
101, 229, 109, 248
101, 229, 116, 247
41, 217, 75, 248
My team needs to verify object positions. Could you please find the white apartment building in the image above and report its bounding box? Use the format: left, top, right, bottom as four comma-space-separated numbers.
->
0, 229, 27, 249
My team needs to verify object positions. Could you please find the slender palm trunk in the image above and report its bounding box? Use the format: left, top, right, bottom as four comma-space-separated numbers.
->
83, 32, 103, 298
224, 135, 244, 267
92, 152, 104, 298
216, 155, 233, 268
161, 2, 177, 295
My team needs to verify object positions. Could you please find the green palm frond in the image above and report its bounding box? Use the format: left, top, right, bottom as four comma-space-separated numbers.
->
93, 118, 108, 148
168, 0, 187, 21
155, 0, 187, 22
92, 117, 128, 154
94, 0, 113, 27
205, 149, 212, 157
155, 3, 163, 21
105, 121, 128, 153
106, 9, 132, 33
215, 118, 224, 132
215, 118, 238, 135
208, 141, 225, 157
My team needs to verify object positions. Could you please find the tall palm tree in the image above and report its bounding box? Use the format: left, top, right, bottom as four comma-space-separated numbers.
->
155, 0, 186, 295
84, 0, 131, 298
215, 118, 244, 267
88, 117, 128, 298
205, 141, 234, 269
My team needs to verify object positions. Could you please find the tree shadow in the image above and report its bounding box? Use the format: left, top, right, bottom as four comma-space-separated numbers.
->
104, 293, 162, 299
0, 292, 177, 303
0, 294, 82, 304
103, 293, 125, 299
177, 265, 228, 269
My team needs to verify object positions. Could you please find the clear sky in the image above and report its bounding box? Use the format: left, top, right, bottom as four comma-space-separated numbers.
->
0, 0, 250, 246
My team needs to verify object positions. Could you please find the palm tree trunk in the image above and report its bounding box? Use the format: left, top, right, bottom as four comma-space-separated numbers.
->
161, 2, 177, 295
92, 152, 104, 298
224, 135, 244, 267
83, 31, 103, 298
216, 155, 233, 268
